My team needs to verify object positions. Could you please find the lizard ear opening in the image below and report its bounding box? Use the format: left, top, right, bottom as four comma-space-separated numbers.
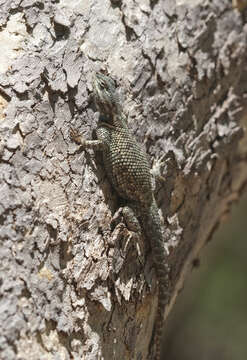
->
107, 75, 117, 89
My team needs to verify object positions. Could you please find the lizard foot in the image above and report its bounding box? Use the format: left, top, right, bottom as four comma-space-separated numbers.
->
150, 154, 166, 183
70, 128, 86, 146
111, 206, 141, 233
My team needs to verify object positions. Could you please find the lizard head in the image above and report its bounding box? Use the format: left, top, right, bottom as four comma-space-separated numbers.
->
92, 72, 120, 121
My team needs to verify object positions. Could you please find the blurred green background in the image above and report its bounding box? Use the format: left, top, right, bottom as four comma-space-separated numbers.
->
163, 194, 247, 360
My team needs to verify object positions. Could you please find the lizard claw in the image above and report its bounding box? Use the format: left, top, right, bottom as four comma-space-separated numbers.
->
70, 128, 86, 146
151, 154, 166, 178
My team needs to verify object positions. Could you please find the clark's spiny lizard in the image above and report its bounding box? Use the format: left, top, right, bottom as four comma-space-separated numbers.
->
70, 72, 170, 360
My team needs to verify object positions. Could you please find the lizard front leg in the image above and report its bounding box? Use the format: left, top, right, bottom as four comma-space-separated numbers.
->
70, 128, 107, 151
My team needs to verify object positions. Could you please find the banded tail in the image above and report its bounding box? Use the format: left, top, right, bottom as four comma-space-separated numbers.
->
143, 199, 169, 360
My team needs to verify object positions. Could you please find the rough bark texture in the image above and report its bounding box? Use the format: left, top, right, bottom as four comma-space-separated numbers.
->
0, 1, 247, 359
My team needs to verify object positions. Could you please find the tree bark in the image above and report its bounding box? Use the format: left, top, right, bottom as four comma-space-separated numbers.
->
0, 1, 247, 359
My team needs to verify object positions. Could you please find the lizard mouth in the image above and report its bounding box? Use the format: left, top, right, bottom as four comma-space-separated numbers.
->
92, 73, 100, 94
92, 73, 103, 110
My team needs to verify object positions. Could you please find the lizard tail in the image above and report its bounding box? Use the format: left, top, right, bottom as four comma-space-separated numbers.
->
144, 199, 169, 360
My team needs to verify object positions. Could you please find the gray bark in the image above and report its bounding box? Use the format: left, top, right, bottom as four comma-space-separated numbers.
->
0, 1, 247, 359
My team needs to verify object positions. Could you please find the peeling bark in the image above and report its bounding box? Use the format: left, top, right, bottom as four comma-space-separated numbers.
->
0, 1, 247, 359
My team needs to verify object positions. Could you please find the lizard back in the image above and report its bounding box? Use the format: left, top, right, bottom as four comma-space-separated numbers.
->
96, 125, 153, 206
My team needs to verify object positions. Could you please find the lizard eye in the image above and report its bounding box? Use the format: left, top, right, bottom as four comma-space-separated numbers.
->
99, 81, 106, 90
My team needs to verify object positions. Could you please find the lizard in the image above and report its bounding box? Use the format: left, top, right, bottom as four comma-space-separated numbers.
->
70, 72, 170, 360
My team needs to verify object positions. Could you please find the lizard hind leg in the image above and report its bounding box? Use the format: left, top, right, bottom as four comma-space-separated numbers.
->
121, 205, 142, 233
111, 204, 142, 234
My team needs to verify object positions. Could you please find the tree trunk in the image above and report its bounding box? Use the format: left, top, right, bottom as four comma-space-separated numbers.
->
0, 1, 247, 359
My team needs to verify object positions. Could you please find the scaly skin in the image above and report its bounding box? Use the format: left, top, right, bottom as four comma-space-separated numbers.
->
71, 72, 169, 359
